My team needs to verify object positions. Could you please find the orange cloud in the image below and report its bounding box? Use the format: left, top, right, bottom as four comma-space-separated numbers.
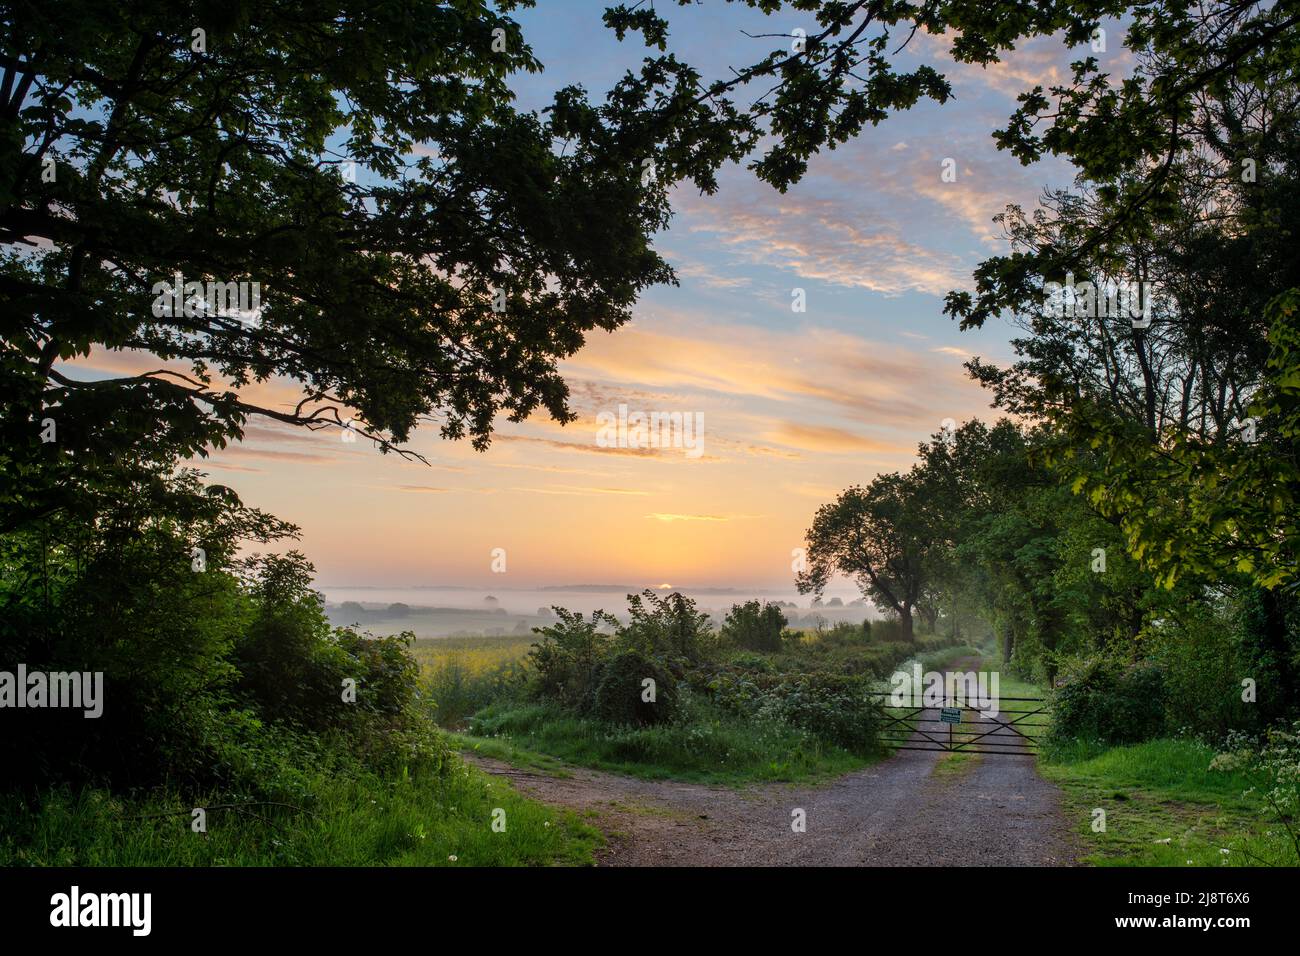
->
763, 422, 904, 454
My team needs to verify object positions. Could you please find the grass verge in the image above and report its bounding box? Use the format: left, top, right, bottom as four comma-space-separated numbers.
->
1041, 738, 1292, 867
986, 659, 1291, 866
0, 756, 601, 867
461, 697, 875, 786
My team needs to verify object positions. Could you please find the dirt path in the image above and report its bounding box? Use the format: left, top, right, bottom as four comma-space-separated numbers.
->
469, 660, 1080, 866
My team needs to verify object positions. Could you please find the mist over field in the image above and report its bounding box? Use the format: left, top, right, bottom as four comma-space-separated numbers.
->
322, 584, 875, 638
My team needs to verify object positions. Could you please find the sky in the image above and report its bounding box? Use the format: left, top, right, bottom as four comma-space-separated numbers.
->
72, 4, 1128, 591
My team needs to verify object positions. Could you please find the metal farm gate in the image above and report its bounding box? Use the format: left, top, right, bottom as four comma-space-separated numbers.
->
869, 693, 1048, 756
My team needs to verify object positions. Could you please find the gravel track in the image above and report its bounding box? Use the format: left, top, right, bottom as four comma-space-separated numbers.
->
469, 663, 1080, 867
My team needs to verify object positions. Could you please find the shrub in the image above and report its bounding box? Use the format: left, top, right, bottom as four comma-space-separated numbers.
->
1149, 599, 1260, 738
592, 650, 679, 726
817, 620, 872, 646
727, 651, 775, 673
0, 484, 444, 796
232, 554, 426, 744
1, 477, 261, 791
334, 627, 421, 720
1048, 655, 1167, 746
870, 617, 910, 643
234, 553, 350, 731
721, 600, 786, 651
707, 670, 882, 753
620, 590, 714, 664
755, 673, 882, 753
526, 608, 616, 712
766, 631, 961, 678
527, 593, 715, 717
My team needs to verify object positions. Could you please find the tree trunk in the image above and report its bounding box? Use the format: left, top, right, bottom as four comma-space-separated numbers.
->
900, 605, 914, 642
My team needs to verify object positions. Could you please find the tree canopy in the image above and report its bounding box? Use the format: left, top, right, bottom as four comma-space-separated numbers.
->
11, 0, 1288, 531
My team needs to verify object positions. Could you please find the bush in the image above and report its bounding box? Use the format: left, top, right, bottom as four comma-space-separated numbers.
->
1237, 587, 1300, 726
754, 674, 882, 753
726, 650, 775, 673
592, 650, 678, 726
0, 470, 442, 797
869, 617, 910, 643
1149, 599, 1260, 738
721, 600, 786, 651
234, 553, 352, 731
527, 593, 712, 717
817, 620, 872, 646
1048, 655, 1167, 746
526, 608, 616, 712
707, 670, 882, 753
620, 590, 714, 664
231, 553, 429, 765
766, 631, 961, 678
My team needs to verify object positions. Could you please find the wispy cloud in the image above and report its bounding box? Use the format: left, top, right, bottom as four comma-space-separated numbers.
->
209, 447, 335, 464
763, 422, 903, 454
564, 320, 990, 436
681, 191, 971, 297
197, 462, 264, 474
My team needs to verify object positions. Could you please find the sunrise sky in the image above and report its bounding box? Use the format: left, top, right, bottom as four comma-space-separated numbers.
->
71, 6, 1120, 589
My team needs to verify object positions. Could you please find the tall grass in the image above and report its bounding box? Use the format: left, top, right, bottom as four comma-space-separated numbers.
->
412, 636, 533, 728
0, 757, 599, 866
461, 691, 870, 785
